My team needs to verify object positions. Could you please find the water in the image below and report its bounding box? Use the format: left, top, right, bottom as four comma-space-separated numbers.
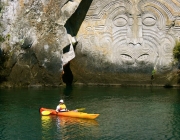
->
0, 86, 180, 140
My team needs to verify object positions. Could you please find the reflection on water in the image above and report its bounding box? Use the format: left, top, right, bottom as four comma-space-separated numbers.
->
56, 116, 99, 126
41, 115, 99, 140
41, 116, 53, 140
63, 86, 73, 97
41, 116, 99, 128
41, 116, 52, 128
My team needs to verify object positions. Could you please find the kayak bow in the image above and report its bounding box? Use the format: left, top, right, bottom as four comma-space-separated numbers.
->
40, 108, 99, 119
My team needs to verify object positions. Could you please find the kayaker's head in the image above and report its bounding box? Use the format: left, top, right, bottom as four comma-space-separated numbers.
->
59, 99, 64, 104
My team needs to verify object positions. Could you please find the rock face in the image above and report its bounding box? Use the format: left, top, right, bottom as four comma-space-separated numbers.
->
0, 0, 82, 87
0, 0, 180, 87
70, 0, 180, 86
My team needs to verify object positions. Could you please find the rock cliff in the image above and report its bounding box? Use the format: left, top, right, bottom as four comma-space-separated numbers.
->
0, 0, 82, 87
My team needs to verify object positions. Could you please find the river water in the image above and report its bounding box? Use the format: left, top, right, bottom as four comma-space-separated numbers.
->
0, 86, 180, 140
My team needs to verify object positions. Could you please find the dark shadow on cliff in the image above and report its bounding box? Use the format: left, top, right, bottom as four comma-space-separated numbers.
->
0, 49, 7, 83
63, 0, 92, 86
64, 0, 93, 36
62, 62, 73, 86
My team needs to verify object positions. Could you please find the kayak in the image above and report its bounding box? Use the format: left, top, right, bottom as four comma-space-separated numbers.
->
39, 108, 99, 119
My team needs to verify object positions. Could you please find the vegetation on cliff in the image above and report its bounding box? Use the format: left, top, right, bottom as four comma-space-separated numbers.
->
173, 40, 180, 64
172, 40, 180, 84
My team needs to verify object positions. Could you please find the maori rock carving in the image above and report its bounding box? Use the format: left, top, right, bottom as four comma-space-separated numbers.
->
77, 0, 180, 73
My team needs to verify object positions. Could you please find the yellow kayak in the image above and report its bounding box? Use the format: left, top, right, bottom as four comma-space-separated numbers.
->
40, 108, 99, 119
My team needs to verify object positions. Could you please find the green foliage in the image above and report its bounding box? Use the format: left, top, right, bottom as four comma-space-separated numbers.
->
6, 34, 10, 41
173, 40, 180, 62
0, 35, 5, 42
152, 69, 156, 75
6, 34, 10, 38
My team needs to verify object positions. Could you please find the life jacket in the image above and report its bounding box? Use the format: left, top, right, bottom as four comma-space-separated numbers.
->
58, 104, 67, 112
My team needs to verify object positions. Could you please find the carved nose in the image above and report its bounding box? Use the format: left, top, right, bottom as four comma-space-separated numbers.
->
127, 17, 143, 46
127, 38, 143, 46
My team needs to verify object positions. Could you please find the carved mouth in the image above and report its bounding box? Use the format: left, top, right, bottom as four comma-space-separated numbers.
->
121, 53, 149, 65
135, 54, 149, 64
121, 54, 134, 65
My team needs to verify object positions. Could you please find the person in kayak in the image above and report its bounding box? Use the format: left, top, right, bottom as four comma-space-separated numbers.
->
56, 99, 68, 112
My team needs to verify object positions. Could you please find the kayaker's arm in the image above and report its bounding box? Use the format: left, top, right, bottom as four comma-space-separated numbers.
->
56, 105, 60, 112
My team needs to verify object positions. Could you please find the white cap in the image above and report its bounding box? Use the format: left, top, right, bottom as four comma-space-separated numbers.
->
59, 99, 64, 103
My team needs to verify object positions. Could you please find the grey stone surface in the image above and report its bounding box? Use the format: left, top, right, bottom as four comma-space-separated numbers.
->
71, 0, 180, 85
0, 0, 81, 87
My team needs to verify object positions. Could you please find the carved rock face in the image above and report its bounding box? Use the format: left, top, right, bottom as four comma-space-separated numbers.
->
76, 0, 180, 73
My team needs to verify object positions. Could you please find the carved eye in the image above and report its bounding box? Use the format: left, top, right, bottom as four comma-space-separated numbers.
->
143, 17, 156, 26
113, 16, 127, 27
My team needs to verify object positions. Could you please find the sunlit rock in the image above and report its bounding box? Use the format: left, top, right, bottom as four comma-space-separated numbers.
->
71, 0, 180, 85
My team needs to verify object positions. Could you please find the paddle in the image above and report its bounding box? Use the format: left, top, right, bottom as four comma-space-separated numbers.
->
75, 108, 85, 112
41, 108, 86, 116
41, 110, 52, 116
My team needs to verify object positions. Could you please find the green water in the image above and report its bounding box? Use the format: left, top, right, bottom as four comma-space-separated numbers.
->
0, 86, 180, 140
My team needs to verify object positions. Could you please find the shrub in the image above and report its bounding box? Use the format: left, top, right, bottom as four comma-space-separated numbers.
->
173, 40, 180, 63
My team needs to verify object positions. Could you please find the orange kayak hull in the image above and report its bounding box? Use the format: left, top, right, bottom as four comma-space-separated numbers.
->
40, 108, 99, 119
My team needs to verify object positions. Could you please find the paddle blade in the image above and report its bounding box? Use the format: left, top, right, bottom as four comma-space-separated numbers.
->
41, 111, 51, 115
76, 108, 85, 112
